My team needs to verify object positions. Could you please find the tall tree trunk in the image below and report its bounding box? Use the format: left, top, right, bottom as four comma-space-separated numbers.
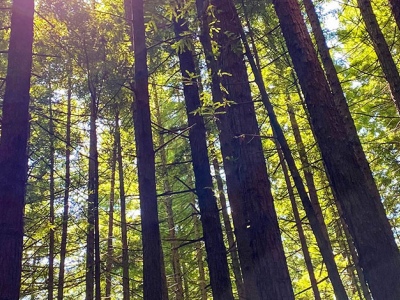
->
57, 75, 72, 300
192, 198, 207, 300
0, 0, 34, 298
105, 121, 118, 299
276, 145, 321, 300
357, 0, 400, 114
211, 154, 245, 300
154, 89, 184, 300
48, 96, 55, 300
86, 87, 101, 300
115, 112, 131, 300
389, 0, 400, 30
196, 0, 294, 299
173, 11, 234, 300
287, 104, 329, 243
272, 1, 400, 299
238, 13, 348, 299
129, 0, 164, 298
302, 0, 389, 188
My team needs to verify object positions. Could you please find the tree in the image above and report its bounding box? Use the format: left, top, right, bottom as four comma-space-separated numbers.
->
57, 71, 72, 300
129, 0, 165, 298
272, 0, 400, 299
116, 111, 131, 300
0, 0, 34, 298
238, 9, 348, 298
105, 119, 117, 299
173, 10, 234, 300
389, 0, 400, 34
197, 0, 294, 298
357, 0, 400, 114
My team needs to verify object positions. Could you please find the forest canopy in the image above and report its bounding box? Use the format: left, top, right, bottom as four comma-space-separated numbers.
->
0, 0, 399, 299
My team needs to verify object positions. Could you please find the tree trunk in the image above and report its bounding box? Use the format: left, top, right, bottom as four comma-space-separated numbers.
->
192, 199, 207, 300
211, 154, 245, 300
357, 0, 400, 114
238, 14, 348, 299
86, 87, 101, 300
389, 0, 400, 30
57, 75, 72, 300
276, 145, 321, 300
0, 0, 34, 298
105, 120, 117, 299
272, 1, 400, 299
48, 96, 55, 300
173, 12, 234, 300
287, 104, 329, 243
196, 0, 294, 299
115, 112, 131, 300
130, 0, 164, 297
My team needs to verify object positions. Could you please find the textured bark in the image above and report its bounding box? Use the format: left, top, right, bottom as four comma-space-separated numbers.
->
272, 1, 400, 299
48, 98, 55, 300
130, 0, 164, 298
173, 14, 234, 300
57, 76, 72, 300
389, 0, 400, 30
196, 0, 294, 299
154, 90, 184, 300
302, 0, 388, 186
212, 155, 245, 300
105, 121, 117, 299
0, 0, 34, 298
357, 0, 400, 114
239, 15, 347, 299
115, 114, 131, 300
276, 146, 321, 300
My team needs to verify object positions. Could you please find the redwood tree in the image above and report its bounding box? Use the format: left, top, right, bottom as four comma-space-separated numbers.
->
173, 13, 234, 300
272, 0, 400, 299
197, 0, 294, 298
130, 0, 165, 298
357, 0, 400, 114
389, 0, 400, 34
0, 0, 34, 298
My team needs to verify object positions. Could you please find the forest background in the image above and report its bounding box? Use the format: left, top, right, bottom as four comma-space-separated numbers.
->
0, 0, 399, 299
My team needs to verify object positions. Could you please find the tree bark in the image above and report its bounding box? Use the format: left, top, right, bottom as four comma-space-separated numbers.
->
389, 0, 400, 30
86, 86, 101, 300
173, 12, 234, 300
238, 13, 348, 299
272, 1, 400, 299
196, 0, 294, 299
357, 0, 400, 114
0, 0, 34, 298
130, 0, 164, 298
57, 75, 72, 300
